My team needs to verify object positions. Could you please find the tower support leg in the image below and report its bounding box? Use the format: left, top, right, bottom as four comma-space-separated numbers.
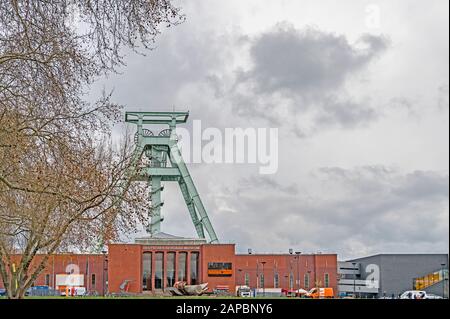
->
170, 144, 218, 243
179, 180, 205, 238
148, 176, 163, 235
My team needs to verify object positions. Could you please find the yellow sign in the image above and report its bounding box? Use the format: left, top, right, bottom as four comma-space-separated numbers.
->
414, 271, 442, 290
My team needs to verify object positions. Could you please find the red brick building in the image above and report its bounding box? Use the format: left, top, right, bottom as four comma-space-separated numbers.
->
107, 233, 338, 295
0, 254, 107, 294
1, 233, 338, 295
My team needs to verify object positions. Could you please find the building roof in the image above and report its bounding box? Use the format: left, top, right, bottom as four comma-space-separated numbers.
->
149, 232, 188, 239
134, 232, 207, 245
345, 253, 449, 262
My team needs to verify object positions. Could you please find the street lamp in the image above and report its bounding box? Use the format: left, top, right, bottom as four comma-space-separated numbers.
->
352, 262, 357, 299
307, 270, 311, 290
261, 261, 266, 297
295, 252, 301, 291
237, 269, 243, 287
289, 260, 293, 290
256, 261, 259, 289
284, 275, 289, 292
441, 263, 447, 299
102, 250, 107, 296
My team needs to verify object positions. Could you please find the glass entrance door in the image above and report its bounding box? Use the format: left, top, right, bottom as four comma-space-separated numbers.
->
142, 252, 152, 291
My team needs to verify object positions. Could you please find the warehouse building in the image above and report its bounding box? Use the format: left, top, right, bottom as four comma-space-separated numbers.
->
338, 254, 449, 298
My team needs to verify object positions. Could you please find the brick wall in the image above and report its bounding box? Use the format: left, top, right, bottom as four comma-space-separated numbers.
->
200, 244, 236, 292
107, 244, 142, 293
235, 254, 338, 292
0, 246, 338, 296
0, 254, 106, 293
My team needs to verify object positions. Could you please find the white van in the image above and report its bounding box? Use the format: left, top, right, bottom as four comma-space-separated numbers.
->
400, 290, 427, 299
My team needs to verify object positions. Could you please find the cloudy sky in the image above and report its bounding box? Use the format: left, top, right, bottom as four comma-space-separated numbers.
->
91, 0, 449, 260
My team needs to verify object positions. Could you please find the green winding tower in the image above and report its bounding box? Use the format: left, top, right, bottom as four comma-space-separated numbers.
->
125, 111, 219, 244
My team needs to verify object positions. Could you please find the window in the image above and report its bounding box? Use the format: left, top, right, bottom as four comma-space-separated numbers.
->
274, 273, 279, 288
304, 273, 310, 289
260, 274, 265, 288
324, 273, 330, 288
207, 262, 232, 269
190, 252, 199, 285
207, 262, 233, 277
155, 252, 164, 289
178, 252, 187, 282
289, 273, 294, 290
244, 273, 250, 286
45, 274, 50, 286
91, 274, 96, 288
142, 252, 152, 291
166, 252, 176, 287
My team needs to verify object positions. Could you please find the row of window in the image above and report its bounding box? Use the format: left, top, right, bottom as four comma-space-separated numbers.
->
208, 262, 232, 270
244, 273, 330, 289
142, 251, 199, 291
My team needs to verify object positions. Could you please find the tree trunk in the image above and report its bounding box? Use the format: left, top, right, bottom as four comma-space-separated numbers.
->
7, 273, 26, 299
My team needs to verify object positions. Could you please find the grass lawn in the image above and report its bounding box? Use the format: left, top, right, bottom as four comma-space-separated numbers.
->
0, 295, 303, 299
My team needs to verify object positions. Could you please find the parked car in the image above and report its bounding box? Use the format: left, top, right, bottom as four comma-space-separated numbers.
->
0, 288, 6, 296
26, 285, 60, 297
400, 290, 427, 299
236, 285, 252, 297
306, 287, 335, 299
424, 294, 443, 299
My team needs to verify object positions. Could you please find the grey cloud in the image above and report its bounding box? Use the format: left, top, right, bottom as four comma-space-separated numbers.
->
239, 175, 299, 196
240, 24, 388, 95
387, 83, 448, 116
210, 166, 448, 258
389, 97, 415, 113
318, 166, 449, 200
99, 19, 389, 135
357, 34, 390, 56
316, 96, 378, 128
393, 170, 449, 199
229, 23, 389, 133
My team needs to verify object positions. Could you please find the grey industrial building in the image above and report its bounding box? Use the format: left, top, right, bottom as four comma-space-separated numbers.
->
338, 254, 449, 298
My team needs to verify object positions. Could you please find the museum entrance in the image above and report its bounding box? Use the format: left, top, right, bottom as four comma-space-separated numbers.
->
141, 250, 200, 292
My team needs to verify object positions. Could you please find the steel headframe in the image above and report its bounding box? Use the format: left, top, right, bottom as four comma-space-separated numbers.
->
125, 111, 219, 244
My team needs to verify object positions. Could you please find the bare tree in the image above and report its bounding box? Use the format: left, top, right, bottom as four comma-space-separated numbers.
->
0, 0, 184, 298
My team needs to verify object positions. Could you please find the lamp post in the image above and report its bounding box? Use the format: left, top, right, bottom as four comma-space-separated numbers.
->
256, 261, 259, 289
307, 270, 311, 290
352, 262, 357, 299
237, 269, 243, 287
261, 261, 266, 297
441, 263, 447, 299
295, 252, 301, 291
289, 260, 293, 290
102, 250, 107, 296
284, 275, 289, 292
